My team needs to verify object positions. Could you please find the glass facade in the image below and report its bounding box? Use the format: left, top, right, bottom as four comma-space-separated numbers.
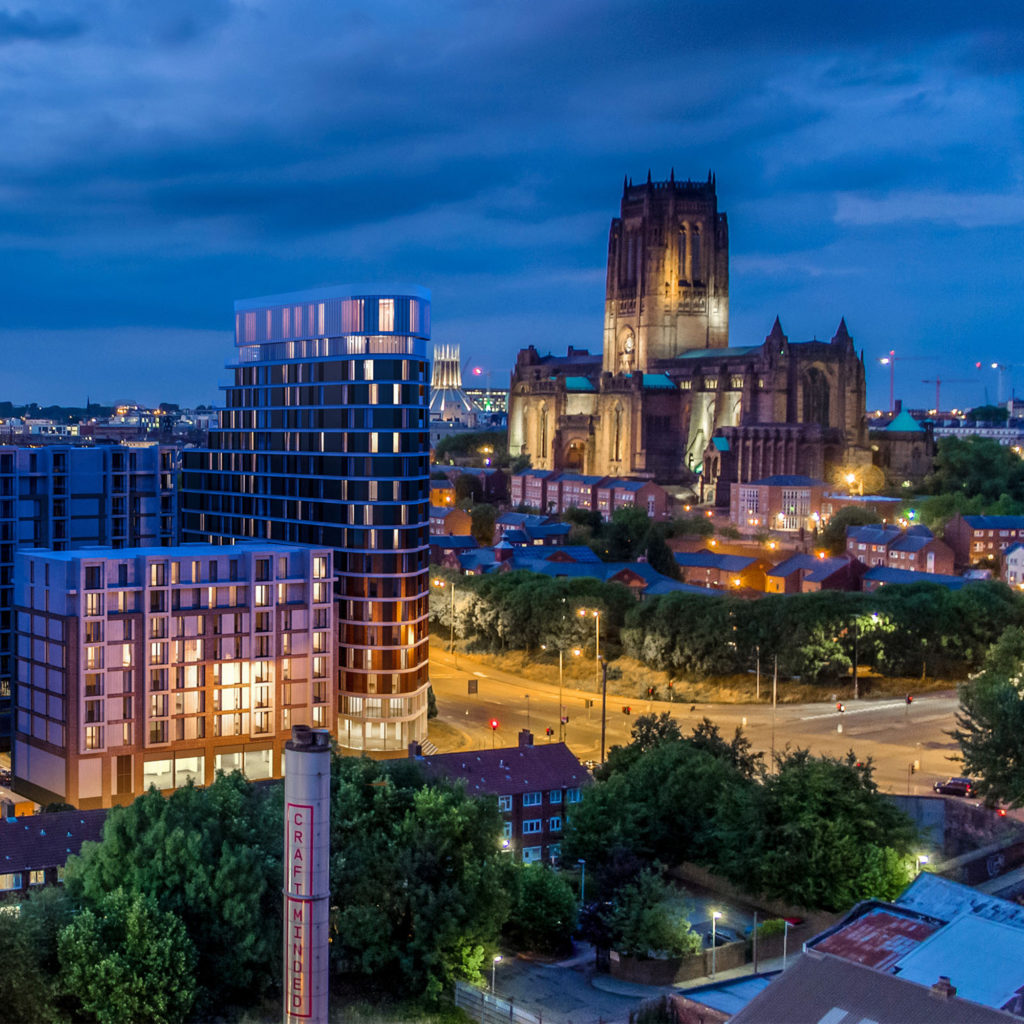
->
180, 286, 431, 752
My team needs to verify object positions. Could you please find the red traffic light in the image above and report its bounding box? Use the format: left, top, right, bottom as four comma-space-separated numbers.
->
490, 719, 499, 730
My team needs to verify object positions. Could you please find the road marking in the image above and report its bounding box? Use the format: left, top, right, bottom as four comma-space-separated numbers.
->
473, 671, 487, 678
800, 700, 915, 721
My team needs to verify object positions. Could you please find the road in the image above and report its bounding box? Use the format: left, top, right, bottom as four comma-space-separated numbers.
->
427, 645, 963, 796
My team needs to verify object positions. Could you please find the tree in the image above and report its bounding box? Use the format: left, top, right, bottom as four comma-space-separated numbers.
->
630, 712, 683, 753
820, 506, 881, 554
64, 772, 281, 1016
926, 436, 1024, 503
644, 528, 680, 580
598, 506, 651, 561
0, 889, 70, 1024
455, 473, 483, 505
471, 502, 497, 545
327, 757, 511, 1003
716, 750, 917, 910
687, 718, 763, 780
503, 864, 578, 955
968, 404, 1009, 425
58, 889, 197, 1024
607, 869, 701, 959
953, 626, 1024, 806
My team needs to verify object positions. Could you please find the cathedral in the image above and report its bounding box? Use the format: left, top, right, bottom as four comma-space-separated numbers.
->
507, 172, 870, 504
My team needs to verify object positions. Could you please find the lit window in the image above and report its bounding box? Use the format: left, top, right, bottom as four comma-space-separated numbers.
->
85, 725, 103, 750
0, 873, 22, 891
28, 870, 45, 886
379, 298, 395, 331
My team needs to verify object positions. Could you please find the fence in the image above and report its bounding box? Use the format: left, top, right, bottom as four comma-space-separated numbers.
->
454, 980, 542, 1024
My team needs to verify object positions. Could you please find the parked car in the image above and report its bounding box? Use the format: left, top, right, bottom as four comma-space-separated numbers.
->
933, 776, 974, 797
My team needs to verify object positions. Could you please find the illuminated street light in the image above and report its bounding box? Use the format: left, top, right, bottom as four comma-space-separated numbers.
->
431, 577, 457, 667
491, 954, 502, 993
711, 911, 722, 977
917, 854, 929, 875
578, 608, 606, 761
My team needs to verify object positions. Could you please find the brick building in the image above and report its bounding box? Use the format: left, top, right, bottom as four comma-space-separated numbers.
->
413, 730, 589, 865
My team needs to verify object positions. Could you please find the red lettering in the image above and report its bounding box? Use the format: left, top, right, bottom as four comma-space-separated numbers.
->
293, 977, 303, 991
291, 906, 305, 923
293, 829, 303, 843
292, 994, 302, 1007
292, 811, 304, 826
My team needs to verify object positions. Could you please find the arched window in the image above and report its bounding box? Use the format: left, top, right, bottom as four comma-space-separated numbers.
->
539, 405, 548, 457
802, 369, 830, 428
613, 405, 623, 462
691, 225, 702, 283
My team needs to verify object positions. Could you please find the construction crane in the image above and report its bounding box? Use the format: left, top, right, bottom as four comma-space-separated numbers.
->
977, 362, 1024, 405
920, 378, 975, 413
878, 350, 930, 413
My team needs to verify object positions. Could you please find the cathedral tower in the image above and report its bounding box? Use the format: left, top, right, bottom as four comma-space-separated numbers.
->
603, 170, 729, 374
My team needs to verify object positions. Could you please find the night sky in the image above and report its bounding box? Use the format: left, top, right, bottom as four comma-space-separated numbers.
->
2, 1, 1023, 411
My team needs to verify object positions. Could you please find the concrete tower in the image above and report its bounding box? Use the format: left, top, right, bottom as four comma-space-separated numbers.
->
602, 170, 729, 374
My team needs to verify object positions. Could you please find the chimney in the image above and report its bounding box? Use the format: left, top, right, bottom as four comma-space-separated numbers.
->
930, 977, 956, 1000
518, 729, 534, 748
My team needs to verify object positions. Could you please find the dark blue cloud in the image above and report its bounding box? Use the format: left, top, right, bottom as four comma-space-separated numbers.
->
0, 0, 1022, 409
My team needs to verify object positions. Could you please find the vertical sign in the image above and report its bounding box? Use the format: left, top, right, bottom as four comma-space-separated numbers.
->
284, 726, 330, 1024
285, 803, 314, 1017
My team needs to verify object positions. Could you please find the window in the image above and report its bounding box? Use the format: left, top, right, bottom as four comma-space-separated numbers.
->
84, 566, 102, 590
521, 846, 542, 864
549, 789, 562, 804
85, 725, 103, 750
549, 816, 562, 832
85, 593, 102, 617
149, 563, 165, 587
0, 873, 22, 891
566, 788, 581, 804
255, 585, 271, 607
498, 794, 512, 812
502, 822, 512, 838
28, 869, 45, 886
523, 791, 542, 807
522, 819, 542, 835
313, 555, 328, 579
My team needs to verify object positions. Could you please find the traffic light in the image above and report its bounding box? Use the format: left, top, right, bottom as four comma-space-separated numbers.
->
647, 687, 654, 697
545, 727, 553, 737
490, 719, 498, 731
622, 705, 631, 715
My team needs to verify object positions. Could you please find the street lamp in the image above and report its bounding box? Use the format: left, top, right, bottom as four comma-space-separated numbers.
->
917, 854, 929, 875
491, 954, 502, 993
711, 911, 722, 977
578, 608, 603, 758
431, 577, 457, 667
542, 643, 566, 741
577, 858, 586, 907
782, 918, 792, 970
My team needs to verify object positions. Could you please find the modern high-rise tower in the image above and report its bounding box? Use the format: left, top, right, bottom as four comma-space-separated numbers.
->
181, 285, 431, 753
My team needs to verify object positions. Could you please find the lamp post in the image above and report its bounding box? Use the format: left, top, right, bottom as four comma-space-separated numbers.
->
711, 911, 722, 977
577, 858, 586, 907
782, 918, 791, 970
851, 616, 859, 701
431, 577, 457, 667
579, 608, 602, 758
491, 954, 502, 993
542, 643, 566, 741
917, 854, 929, 875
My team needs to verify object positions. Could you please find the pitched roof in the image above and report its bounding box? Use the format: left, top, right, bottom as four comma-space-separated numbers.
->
864, 566, 969, 589
429, 534, 478, 550
890, 532, 939, 553
1, 809, 108, 873
886, 410, 925, 433
674, 550, 759, 572
962, 515, 1024, 529
847, 524, 902, 545
767, 553, 821, 577
729, 951, 1017, 1024
417, 740, 590, 797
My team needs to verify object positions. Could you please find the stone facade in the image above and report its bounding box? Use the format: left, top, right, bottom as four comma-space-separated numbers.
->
508, 173, 870, 502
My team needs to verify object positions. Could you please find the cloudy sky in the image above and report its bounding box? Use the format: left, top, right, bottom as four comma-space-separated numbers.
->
1, 0, 1023, 411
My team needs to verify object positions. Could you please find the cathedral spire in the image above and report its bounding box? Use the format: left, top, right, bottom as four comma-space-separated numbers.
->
623, 174, 628, 197
646, 168, 652, 185
832, 317, 852, 346
669, 167, 675, 183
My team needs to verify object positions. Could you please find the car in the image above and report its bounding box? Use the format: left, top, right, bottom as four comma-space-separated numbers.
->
933, 776, 974, 797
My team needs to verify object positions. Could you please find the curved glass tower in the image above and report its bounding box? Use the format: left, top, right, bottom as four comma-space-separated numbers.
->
182, 285, 431, 752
